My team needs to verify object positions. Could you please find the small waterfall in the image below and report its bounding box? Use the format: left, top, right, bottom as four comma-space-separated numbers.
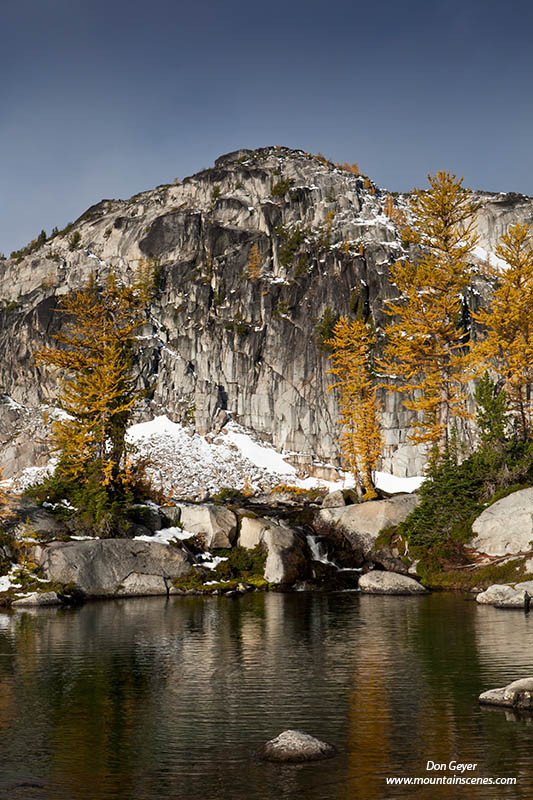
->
306, 533, 362, 573
306, 533, 340, 568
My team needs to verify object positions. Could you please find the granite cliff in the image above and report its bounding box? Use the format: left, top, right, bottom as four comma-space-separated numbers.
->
1, 146, 532, 480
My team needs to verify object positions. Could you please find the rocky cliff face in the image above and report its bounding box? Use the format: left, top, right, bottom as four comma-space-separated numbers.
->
1, 147, 532, 479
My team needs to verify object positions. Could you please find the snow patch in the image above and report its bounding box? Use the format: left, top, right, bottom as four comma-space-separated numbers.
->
133, 526, 193, 545
471, 245, 508, 270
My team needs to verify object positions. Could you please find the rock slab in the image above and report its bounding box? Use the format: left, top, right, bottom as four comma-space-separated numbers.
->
315, 494, 419, 561
262, 730, 336, 762
12, 591, 62, 607
32, 539, 192, 598
358, 571, 428, 595
471, 488, 533, 556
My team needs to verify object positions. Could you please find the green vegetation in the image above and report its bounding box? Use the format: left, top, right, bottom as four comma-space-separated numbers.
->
173, 545, 268, 592
315, 307, 340, 352
271, 177, 294, 198
398, 430, 533, 582
10, 229, 47, 261
68, 231, 81, 250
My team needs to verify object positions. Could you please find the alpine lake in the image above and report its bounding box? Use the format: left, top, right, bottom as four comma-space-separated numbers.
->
1, 591, 532, 800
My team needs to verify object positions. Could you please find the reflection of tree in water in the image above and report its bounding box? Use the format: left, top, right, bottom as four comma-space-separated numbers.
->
0, 619, 17, 739
345, 594, 533, 800
3, 594, 533, 800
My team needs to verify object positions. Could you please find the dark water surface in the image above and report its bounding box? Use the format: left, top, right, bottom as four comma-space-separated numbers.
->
1, 592, 533, 800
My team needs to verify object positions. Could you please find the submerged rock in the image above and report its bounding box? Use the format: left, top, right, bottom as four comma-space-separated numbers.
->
262, 730, 336, 762
476, 581, 533, 608
358, 571, 428, 595
480, 677, 533, 709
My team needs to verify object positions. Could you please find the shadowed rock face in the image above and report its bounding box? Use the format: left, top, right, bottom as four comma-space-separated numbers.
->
2, 147, 533, 478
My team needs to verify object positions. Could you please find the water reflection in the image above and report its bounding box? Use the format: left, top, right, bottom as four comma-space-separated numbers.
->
0, 593, 532, 799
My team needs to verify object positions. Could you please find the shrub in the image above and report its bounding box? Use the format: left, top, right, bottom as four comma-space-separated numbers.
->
68, 231, 81, 250
213, 545, 267, 581
400, 437, 533, 568
271, 177, 293, 198
316, 307, 339, 352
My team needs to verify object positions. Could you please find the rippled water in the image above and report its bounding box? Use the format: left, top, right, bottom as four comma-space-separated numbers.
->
1, 592, 533, 799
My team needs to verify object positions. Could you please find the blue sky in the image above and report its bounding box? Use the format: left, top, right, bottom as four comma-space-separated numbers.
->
2, 0, 532, 254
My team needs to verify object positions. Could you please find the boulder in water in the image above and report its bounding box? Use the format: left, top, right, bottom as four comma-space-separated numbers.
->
476, 581, 533, 608
32, 539, 192, 598
359, 571, 428, 594
480, 677, 533, 709
262, 730, 336, 762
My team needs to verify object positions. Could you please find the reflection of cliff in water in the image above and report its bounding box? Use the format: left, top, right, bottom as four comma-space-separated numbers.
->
1, 593, 533, 800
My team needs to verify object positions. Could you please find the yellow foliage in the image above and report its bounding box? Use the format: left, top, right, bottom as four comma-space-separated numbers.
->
246, 243, 262, 281
134, 257, 160, 302
35, 271, 147, 488
472, 223, 533, 439
327, 318, 383, 500
242, 477, 254, 497
380, 171, 479, 452
0, 469, 14, 521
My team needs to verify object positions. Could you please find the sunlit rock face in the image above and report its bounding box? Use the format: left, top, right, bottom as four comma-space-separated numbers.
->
1, 147, 532, 478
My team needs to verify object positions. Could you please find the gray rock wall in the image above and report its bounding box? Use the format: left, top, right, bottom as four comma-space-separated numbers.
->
1, 147, 533, 478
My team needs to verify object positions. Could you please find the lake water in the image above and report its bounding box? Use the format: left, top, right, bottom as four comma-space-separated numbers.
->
1, 592, 533, 800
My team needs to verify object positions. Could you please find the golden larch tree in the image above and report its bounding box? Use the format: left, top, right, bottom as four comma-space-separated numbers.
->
35, 272, 145, 493
247, 243, 262, 280
380, 171, 479, 454
473, 223, 533, 439
327, 317, 383, 501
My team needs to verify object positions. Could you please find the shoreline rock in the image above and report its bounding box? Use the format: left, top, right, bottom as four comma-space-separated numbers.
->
475, 581, 533, 608
479, 678, 533, 709
32, 539, 192, 598
358, 571, 428, 595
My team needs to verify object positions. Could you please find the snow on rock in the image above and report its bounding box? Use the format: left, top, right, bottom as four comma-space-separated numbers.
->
374, 471, 424, 494
0, 567, 23, 592
126, 415, 298, 497
125, 416, 423, 499
133, 526, 193, 545
471, 245, 508, 270
5, 414, 423, 503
